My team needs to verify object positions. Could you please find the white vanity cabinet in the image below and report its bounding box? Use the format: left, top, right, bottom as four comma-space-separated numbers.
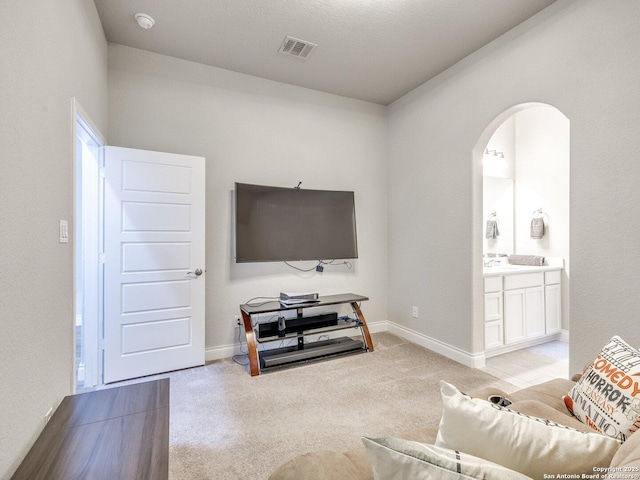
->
503, 273, 545, 344
484, 267, 562, 354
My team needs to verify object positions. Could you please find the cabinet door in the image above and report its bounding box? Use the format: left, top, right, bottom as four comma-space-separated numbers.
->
485, 320, 504, 350
545, 283, 562, 334
484, 292, 503, 322
525, 286, 545, 338
504, 289, 526, 344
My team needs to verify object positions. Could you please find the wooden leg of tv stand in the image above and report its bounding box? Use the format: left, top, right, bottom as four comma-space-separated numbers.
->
242, 310, 260, 376
351, 302, 374, 352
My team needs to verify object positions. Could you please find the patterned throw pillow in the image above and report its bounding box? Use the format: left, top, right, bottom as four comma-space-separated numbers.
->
564, 336, 640, 443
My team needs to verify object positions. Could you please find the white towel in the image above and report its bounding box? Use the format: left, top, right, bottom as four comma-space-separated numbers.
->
485, 219, 499, 239
531, 217, 544, 239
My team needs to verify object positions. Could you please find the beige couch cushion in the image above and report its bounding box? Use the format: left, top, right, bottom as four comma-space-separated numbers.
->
611, 430, 640, 468
507, 378, 577, 414
469, 378, 576, 415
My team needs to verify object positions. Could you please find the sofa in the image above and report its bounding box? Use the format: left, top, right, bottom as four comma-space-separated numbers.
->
268, 377, 640, 480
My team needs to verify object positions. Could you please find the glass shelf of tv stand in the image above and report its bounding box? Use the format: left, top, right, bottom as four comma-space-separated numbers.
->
255, 318, 364, 344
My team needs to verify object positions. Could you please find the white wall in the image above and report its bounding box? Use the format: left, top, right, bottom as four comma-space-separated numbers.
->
483, 177, 514, 255
514, 107, 569, 261
484, 115, 516, 179
387, 0, 640, 374
107, 45, 389, 355
514, 106, 570, 330
0, 0, 108, 478
483, 116, 516, 255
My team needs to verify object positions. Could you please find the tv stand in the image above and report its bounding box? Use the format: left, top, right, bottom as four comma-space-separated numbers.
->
239, 293, 373, 376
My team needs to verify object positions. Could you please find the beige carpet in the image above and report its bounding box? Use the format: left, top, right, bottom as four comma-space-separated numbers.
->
144, 332, 516, 479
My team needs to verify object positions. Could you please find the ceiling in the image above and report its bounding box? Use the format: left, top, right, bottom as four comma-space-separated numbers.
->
93, 0, 556, 106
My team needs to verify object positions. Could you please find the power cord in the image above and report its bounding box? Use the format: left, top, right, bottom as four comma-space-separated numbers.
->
284, 261, 322, 272
243, 296, 280, 307
233, 312, 277, 366
283, 259, 353, 272
232, 321, 249, 366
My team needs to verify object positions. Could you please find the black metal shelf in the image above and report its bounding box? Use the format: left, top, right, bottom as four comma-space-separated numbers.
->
255, 318, 363, 344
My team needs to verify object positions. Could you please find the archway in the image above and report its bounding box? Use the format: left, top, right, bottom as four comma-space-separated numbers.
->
472, 103, 570, 374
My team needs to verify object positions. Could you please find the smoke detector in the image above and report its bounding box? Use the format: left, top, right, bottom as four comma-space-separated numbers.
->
134, 13, 155, 30
278, 36, 317, 60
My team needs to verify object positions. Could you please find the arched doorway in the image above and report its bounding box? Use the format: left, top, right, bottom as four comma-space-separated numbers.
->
473, 103, 570, 382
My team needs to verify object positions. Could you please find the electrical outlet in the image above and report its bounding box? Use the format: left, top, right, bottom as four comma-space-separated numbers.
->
412, 306, 419, 319
235, 315, 242, 327
44, 407, 54, 426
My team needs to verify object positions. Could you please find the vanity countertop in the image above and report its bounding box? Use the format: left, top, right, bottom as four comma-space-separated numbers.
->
483, 263, 563, 276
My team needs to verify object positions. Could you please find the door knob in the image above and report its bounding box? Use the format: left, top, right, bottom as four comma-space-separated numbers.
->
188, 268, 203, 276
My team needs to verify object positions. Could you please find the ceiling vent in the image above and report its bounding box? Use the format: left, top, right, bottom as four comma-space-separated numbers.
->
278, 36, 317, 60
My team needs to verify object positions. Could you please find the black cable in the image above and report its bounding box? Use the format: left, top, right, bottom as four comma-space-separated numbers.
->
283, 261, 321, 272
283, 259, 353, 272
232, 317, 249, 365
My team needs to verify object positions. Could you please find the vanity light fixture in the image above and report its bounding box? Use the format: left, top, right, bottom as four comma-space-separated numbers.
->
483, 147, 508, 173
484, 148, 505, 158
134, 13, 155, 30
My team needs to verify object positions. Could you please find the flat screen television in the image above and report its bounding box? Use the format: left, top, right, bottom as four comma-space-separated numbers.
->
235, 182, 358, 263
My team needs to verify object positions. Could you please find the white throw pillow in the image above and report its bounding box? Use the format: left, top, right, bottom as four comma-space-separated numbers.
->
564, 336, 640, 442
362, 437, 531, 480
435, 381, 620, 479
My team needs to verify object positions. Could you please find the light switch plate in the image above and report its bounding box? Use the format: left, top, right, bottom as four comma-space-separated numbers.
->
59, 220, 69, 244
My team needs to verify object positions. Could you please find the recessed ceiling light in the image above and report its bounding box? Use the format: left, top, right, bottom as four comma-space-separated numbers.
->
134, 13, 155, 30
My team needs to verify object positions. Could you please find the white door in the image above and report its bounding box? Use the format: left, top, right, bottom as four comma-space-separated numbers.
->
103, 146, 205, 383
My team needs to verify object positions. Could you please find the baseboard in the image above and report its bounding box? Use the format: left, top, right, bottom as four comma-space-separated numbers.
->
387, 321, 486, 369
206, 321, 485, 368
205, 344, 236, 362
208, 321, 565, 367
484, 332, 561, 359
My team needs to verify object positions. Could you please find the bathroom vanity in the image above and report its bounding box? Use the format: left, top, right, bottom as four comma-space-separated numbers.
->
483, 262, 562, 356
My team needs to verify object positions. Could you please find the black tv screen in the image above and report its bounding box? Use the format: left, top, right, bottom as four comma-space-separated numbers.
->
235, 182, 358, 263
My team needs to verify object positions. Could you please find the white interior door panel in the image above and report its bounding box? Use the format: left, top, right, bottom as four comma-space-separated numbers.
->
103, 146, 205, 383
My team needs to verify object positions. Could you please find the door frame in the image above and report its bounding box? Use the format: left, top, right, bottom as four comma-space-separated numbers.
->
72, 98, 106, 393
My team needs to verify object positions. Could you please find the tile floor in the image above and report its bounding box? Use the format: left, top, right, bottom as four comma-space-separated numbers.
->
481, 340, 569, 389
